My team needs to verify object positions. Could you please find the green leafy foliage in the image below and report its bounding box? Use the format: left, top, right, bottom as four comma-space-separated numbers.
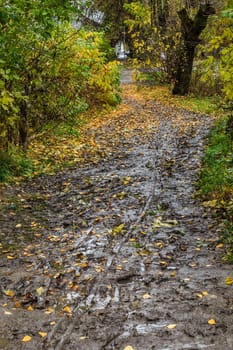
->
199, 117, 233, 261
0, 151, 34, 182
194, 1, 233, 104
0, 0, 120, 180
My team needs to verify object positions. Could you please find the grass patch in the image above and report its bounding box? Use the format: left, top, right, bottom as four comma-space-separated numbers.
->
0, 151, 34, 182
198, 116, 233, 261
177, 95, 218, 115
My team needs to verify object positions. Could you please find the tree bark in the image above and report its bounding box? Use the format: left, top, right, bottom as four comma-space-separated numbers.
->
19, 100, 29, 153
172, 3, 215, 95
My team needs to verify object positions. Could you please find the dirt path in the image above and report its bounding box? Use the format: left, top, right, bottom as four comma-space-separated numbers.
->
0, 81, 233, 350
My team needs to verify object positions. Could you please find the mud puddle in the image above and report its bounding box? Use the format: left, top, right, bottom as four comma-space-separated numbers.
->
0, 84, 233, 350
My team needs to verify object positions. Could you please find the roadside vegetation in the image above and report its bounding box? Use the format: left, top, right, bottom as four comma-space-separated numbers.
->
198, 115, 233, 262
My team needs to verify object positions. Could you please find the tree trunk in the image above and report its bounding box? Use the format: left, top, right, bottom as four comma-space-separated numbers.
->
172, 43, 195, 95
173, 3, 215, 95
19, 100, 29, 153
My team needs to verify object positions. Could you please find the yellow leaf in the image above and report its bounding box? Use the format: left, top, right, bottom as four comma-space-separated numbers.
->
208, 319, 216, 325
195, 293, 203, 299
45, 307, 54, 314
63, 306, 72, 314
36, 287, 44, 296
27, 305, 34, 311
142, 293, 151, 299
22, 335, 32, 342
216, 243, 224, 249
7, 255, 15, 260
156, 242, 163, 248
95, 266, 104, 273
15, 223, 22, 228
202, 200, 217, 207
38, 332, 47, 338
14, 301, 21, 308
202, 291, 209, 296
225, 276, 233, 285
4, 290, 14, 297
124, 346, 134, 350
167, 324, 177, 329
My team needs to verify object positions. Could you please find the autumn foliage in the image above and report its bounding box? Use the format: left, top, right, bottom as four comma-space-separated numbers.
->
0, 1, 120, 157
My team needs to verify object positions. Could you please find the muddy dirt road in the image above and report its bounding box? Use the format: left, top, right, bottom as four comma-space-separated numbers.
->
0, 81, 233, 350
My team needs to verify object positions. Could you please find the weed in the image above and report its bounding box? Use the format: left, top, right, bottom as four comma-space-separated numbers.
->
198, 117, 233, 261
0, 151, 34, 182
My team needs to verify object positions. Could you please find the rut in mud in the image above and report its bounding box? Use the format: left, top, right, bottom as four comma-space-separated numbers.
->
0, 80, 233, 350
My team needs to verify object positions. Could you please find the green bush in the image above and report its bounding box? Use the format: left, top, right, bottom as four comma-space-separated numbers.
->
0, 1, 121, 156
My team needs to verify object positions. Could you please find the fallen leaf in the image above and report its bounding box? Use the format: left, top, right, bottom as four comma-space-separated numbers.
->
225, 276, 233, 285
75, 261, 88, 268
167, 324, 177, 329
95, 266, 104, 273
142, 293, 151, 299
22, 335, 32, 342
156, 242, 164, 248
6, 255, 15, 260
4, 290, 14, 297
50, 321, 56, 325
196, 293, 203, 299
153, 217, 178, 229
45, 307, 54, 314
4, 310, 12, 315
111, 223, 125, 235
38, 332, 47, 338
27, 305, 34, 311
14, 301, 21, 308
63, 306, 72, 314
124, 346, 134, 350
80, 336, 87, 340
15, 224, 22, 228
36, 287, 44, 296
208, 319, 216, 325
216, 243, 224, 249
202, 200, 217, 207
159, 260, 168, 268
202, 291, 209, 296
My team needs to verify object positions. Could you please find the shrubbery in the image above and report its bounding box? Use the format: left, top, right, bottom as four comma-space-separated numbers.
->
0, 0, 120, 159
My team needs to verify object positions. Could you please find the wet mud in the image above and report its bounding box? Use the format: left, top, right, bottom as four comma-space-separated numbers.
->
0, 79, 233, 350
